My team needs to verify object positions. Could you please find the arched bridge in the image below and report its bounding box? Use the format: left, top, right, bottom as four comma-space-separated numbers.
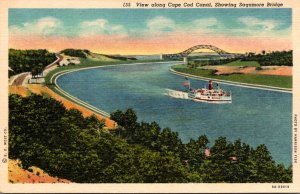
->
161, 45, 240, 59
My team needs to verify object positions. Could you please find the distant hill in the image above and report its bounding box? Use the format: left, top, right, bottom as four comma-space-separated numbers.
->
102, 54, 137, 61
60, 49, 137, 61
60, 49, 89, 58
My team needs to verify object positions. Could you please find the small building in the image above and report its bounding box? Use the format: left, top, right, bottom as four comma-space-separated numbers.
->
59, 59, 69, 66
204, 148, 211, 157
229, 156, 238, 163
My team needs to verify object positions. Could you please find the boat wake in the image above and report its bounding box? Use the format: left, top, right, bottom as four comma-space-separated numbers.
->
165, 89, 189, 99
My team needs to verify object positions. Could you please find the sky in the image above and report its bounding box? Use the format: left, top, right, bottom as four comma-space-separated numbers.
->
9, 8, 292, 55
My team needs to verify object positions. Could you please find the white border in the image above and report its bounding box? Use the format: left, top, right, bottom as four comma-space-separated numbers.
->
0, 0, 299, 193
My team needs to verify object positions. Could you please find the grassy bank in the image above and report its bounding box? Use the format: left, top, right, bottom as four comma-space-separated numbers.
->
224, 60, 260, 67
172, 64, 292, 89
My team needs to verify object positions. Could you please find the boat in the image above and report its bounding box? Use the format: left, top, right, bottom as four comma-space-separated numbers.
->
187, 80, 232, 103
166, 78, 232, 103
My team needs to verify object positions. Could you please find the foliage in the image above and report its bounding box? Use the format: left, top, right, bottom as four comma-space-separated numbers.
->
224, 60, 260, 67
61, 49, 136, 61
188, 58, 243, 68
102, 54, 137, 61
60, 49, 89, 58
9, 49, 57, 75
207, 58, 239, 66
111, 109, 292, 183
242, 50, 292, 66
9, 94, 292, 183
188, 50, 292, 67
9, 94, 189, 183
188, 59, 226, 68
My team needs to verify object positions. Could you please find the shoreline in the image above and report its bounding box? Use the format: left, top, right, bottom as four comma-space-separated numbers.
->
48, 60, 291, 128
170, 67, 292, 94
49, 61, 179, 121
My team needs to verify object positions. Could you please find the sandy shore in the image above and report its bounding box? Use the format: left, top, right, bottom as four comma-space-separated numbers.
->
9, 85, 30, 97
240, 66, 292, 76
9, 159, 71, 183
202, 65, 292, 76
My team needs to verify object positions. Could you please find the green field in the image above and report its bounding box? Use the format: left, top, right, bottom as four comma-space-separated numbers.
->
172, 64, 292, 89
224, 60, 260, 67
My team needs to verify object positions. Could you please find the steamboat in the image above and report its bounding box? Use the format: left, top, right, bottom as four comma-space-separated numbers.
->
166, 79, 232, 103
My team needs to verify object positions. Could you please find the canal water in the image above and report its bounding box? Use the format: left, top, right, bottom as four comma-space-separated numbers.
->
57, 62, 292, 166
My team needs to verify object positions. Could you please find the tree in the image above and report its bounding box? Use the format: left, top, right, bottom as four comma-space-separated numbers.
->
60, 49, 87, 58
9, 96, 292, 183
9, 49, 56, 74
180, 135, 209, 169
249, 144, 277, 182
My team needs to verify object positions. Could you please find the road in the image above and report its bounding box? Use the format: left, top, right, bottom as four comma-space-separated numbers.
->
11, 72, 30, 86
10, 54, 63, 86
45, 54, 63, 70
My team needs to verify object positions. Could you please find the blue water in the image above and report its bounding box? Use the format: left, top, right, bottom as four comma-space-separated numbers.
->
57, 62, 292, 166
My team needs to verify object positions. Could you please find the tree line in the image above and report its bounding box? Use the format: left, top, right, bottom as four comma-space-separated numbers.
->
242, 50, 292, 66
188, 58, 238, 68
9, 94, 292, 183
9, 49, 57, 76
60, 49, 90, 58
102, 54, 137, 61
187, 50, 292, 67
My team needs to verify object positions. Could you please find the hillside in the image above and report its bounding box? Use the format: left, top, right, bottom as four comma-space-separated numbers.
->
9, 159, 71, 183
60, 48, 137, 61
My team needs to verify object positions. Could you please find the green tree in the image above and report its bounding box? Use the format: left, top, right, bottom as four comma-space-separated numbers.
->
181, 135, 209, 169
9, 49, 56, 74
9, 95, 292, 183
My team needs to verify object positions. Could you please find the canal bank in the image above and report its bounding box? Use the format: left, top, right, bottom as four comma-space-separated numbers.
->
170, 67, 292, 93
47, 61, 180, 126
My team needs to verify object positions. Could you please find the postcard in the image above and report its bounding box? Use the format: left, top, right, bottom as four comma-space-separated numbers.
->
0, 0, 299, 193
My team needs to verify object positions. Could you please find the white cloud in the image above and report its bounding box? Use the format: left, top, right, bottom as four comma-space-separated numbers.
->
146, 16, 176, 32
228, 16, 291, 38
238, 16, 280, 31
144, 16, 288, 38
9, 15, 288, 40
145, 16, 220, 35
79, 19, 126, 36
81, 19, 107, 28
190, 17, 218, 28
10, 17, 127, 38
186, 17, 220, 34
10, 16, 62, 36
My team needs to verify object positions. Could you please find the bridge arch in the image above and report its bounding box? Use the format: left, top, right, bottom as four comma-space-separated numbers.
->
180, 45, 228, 56
162, 44, 234, 59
